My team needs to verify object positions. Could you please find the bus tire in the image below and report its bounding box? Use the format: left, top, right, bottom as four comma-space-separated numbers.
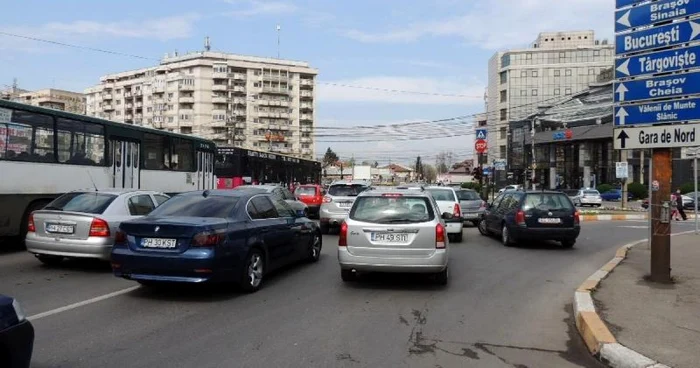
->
20, 200, 51, 247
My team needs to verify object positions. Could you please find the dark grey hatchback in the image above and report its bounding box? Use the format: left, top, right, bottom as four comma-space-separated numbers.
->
478, 190, 580, 248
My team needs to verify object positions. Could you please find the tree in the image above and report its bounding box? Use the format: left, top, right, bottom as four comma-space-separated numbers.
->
435, 152, 449, 175
423, 164, 437, 183
322, 147, 339, 167
347, 156, 356, 167
361, 160, 372, 166
415, 156, 423, 180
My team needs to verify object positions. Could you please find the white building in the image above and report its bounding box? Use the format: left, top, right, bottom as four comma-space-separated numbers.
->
13, 89, 86, 114
85, 48, 318, 159
485, 30, 614, 162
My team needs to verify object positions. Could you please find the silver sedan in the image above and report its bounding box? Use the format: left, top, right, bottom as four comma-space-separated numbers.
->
25, 189, 169, 265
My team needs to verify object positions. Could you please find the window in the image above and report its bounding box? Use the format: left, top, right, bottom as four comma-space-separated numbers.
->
281, 188, 295, 200
128, 195, 156, 216
593, 50, 600, 56
170, 137, 194, 171
56, 118, 106, 166
168, 117, 174, 123
554, 88, 561, 95
167, 93, 173, 98
46, 192, 117, 214
328, 184, 368, 196
143, 133, 169, 170
250, 196, 278, 219
532, 71, 538, 77
565, 69, 572, 76
271, 198, 295, 217
153, 195, 170, 206
500, 145, 507, 159
500, 109, 507, 121
116, 111, 121, 116
0, 108, 55, 162
499, 127, 507, 139
554, 70, 560, 77
589, 68, 595, 75
425, 189, 456, 202
525, 53, 532, 60
500, 90, 507, 102
559, 52, 566, 58
499, 71, 507, 84
565, 88, 572, 95
521, 90, 527, 96
350, 196, 435, 224
149, 195, 240, 218
181, 127, 192, 134
532, 89, 538, 96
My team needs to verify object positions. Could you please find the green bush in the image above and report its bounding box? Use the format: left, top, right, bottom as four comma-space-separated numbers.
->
597, 184, 614, 194
461, 182, 481, 192
680, 183, 695, 194
627, 182, 648, 199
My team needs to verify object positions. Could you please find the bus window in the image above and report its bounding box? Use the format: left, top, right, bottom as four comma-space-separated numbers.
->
0, 109, 54, 162
171, 138, 193, 171
56, 118, 105, 165
143, 133, 170, 170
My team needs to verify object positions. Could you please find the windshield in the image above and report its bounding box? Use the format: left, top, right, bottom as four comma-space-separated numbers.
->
45, 192, 118, 214
328, 184, 367, 197
147, 195, 240, 218
523, 194, 574, 212
426, 189, 456, 202
350, 196, 435, 224
294, 186, 317, 196
457, 190, 480, 201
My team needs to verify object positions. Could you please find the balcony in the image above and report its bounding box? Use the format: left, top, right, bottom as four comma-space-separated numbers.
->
178, 84, 194, 91
234, 122, 246, 129
134, 90, 143, 96
231, 86, 246, 93
212, 96, 228, 104
135, 113, 143, 120
210, 120, 227, 127
135, 102, 143, 108
124, 92, 133, 98
300, 79, 314, 88
231, 73, 246, 80
300, 126, 312, 133
302, 148, 312, 155
231, 110, 246, 117
258, 99, 289, 107
301, 137, 312, 143
234, 134, 247, 140
212, 84, 227, 92
102, 94, 113, 100
300, 91, 313, 99
259, 111, 290, 119
262, 86, 289, 95
300, 102, 313, 110
212, 71, 228, 79
126, 103, 133, 109
232, 97, 247, 105
300, 113, 313, 121
125, 113, 133, 120
262, 74, 289, 82
179, 96, 194, 103
102, 104, 114, 111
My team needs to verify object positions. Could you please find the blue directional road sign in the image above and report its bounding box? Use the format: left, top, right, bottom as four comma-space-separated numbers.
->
615, 45, 700, 79
614, 98, 700, 126
615, 0, 700, 33
614, 70, 700, 103
616, 0, 645, 8
475, 129, 487, 140
482, 167, 491, 176
615, 19, 700, 55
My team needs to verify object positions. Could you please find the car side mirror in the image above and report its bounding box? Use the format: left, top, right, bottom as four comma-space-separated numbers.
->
442, 212, 454, 220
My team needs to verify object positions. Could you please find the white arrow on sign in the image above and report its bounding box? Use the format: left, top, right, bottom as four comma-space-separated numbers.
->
617, 10, 631, 28
616, 83, 628, 102
693, 21, 700, 41
616, 59, 630, 76
616, 107, 628, 125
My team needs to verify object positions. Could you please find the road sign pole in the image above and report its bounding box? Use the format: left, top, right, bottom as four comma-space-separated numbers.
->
695, 154, 698, 235
621, 150, 628, 209
650, 148, 672, 283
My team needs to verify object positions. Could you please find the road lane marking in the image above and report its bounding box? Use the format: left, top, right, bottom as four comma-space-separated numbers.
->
27, 286, 140, 322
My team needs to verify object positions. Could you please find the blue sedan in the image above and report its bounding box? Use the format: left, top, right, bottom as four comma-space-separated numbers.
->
0, 295, 34, 368
600, 189, 634, 202
111, 189, 322, 292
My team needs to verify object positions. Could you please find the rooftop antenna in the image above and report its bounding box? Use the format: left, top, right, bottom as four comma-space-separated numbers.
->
276, 25, 281, 58
86, 170, 99, 192
204, 36, 211, 51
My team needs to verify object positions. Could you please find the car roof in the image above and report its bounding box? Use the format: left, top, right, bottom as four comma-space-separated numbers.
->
179, 189, 267, 198
235, 184, 281, 191
359, 186, 431, 197
69, 188, 161, 196
330, 180, 370, 186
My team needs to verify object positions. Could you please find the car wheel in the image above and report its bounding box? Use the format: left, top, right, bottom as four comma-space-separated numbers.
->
341, 269, 356, 282
478, 220, 490, 236
501, 224, 514, 247
320, 222, 329, 235
241, 249, 265, 293
307, 232, 322, 262
561, 240, 576, 248
36, 254, 63, 266
453, 231, 463, 243
434, 267, 448, 285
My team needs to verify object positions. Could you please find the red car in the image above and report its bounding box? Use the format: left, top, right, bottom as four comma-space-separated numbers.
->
294, 185, 324, 218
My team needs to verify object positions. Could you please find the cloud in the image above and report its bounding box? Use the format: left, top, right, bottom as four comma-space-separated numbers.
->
223, 0, 297, 17
317, 76, 485, 105
343, 0, 614, 49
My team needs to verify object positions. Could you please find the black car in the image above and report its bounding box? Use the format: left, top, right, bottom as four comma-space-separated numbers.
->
0, 295, 34, 368
112, 189, 322, 292
478, 190, 580, 248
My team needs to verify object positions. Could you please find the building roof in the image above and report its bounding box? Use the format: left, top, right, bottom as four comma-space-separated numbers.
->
380, 163, 414, 172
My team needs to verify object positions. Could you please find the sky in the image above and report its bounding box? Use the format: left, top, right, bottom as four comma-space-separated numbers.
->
0, 0, 615, 166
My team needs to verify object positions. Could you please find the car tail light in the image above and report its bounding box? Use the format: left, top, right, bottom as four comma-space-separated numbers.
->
192, 232, 223, 247
382, 193, 403, 197
574, 211, 580, 225
114, 230, 127, 244
323, 196, 332, 203
89, 218, 110, 237
27, 213, 36, 233
453, 203, 461, 218
338, 222, 348, 247
515, 210, 526, 227
435, 224, 446, 249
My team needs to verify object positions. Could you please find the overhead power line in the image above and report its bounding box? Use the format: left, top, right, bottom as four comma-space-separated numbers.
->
317, 82, 483, 99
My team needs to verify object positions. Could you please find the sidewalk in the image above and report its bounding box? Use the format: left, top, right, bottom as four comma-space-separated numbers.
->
594, 234, 700, 368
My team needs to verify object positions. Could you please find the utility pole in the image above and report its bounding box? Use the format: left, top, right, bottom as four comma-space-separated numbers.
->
531, 118, 538, 190
650, 148, 672, 283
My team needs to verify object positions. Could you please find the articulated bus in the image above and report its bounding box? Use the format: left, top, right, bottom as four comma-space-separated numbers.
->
0, 99, 216, 241
215, 147, 321, 188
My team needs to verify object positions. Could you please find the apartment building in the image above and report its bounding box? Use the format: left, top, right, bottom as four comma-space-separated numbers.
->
485, 31, 614, 162
12, 88, 86, 114
85, 51, 318, 159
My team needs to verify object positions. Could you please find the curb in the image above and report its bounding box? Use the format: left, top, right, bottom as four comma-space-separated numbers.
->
580, 214, 648, 222
573, 232, 695, 368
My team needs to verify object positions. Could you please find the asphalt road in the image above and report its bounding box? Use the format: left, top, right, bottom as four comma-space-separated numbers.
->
1, 220, 695, 368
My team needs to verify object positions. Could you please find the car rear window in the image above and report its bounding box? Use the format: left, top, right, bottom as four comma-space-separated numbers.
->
522, 193, 574, 212
295, 186, 317, 196
350, 196, 435, 224
147, 195, 240, 218
457, 190, 480, 200
426, 189, 456, 202
44, 192, 118, 214
584, 190, 600, 195
328, 184, 367, 197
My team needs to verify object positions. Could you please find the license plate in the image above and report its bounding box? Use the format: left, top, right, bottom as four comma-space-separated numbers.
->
538, 218, 561, 224
46, 224, 74, 234
141, 238, 177, 249
338, 202, 352, 208
463, 213, 479, 219
371, 233, 409, 243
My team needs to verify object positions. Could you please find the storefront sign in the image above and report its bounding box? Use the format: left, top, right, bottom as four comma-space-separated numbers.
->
552, 130, 573, 140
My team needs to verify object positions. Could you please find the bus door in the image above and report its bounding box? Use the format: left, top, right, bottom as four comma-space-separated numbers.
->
112, 140, 140, 189
196, 151, 213, 190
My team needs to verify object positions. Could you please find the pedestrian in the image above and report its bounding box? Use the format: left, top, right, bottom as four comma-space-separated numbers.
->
671, 194, 680, 221
675, 189, 688, 221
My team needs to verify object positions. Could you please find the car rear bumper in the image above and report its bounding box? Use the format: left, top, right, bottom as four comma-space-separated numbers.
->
0, 319, 34, 368
338, 248, 448, 273
444, 220, 463, 233
510, 226, 580, 241
25, 234, 112, 260
462, 210, 484, 221
111, 247, 236, 283
320, 208, 349, 225
579, 198, 602, 205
